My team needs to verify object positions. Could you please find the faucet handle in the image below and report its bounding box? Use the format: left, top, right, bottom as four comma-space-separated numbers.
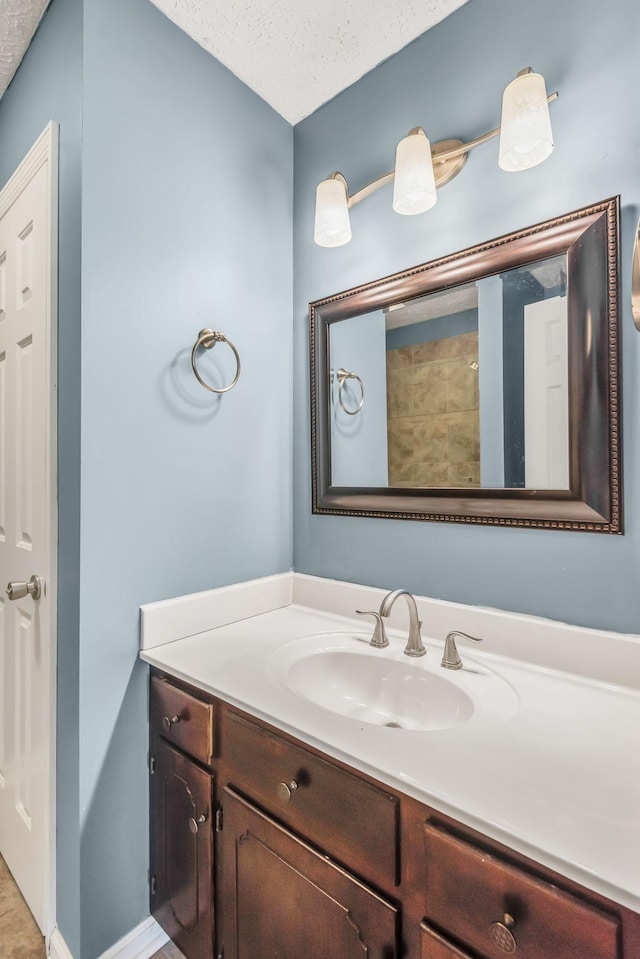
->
441, 630, 483, 670
356, 610, 390, 648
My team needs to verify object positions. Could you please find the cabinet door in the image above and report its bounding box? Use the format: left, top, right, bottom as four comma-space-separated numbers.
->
150, 737, 213, 959
218, 786, 399, 959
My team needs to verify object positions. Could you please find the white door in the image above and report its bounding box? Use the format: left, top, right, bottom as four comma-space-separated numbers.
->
0, 124, 57, 934
524, 296, 569, 489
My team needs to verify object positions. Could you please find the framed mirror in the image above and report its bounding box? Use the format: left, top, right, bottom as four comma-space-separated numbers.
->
310, 197, 621, 532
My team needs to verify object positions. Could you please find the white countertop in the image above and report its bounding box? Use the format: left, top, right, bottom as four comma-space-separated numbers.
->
140, 573, 640, 914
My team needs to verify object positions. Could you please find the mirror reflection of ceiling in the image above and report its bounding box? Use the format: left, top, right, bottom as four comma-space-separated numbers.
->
386, 285, 478, 330
0, 0, 50, 98
385, 255, 566, 330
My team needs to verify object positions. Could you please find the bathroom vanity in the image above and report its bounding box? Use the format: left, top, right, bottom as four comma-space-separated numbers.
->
141, 573, 640, 959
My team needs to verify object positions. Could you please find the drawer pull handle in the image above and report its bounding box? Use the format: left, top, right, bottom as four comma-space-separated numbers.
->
277, 780, 299, 803
489, 914, 517, 953
188, 813, 207, 835
162, 714, 181, 730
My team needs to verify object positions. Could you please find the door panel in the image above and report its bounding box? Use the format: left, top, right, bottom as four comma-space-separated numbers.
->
0, 135, 54, 932
0, 348, 6, 541
219, 786, 398, 959
15, 333, 34, 549
524, 296, 569, 489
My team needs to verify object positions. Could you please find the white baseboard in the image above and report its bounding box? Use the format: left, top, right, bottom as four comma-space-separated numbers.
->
98, 916, 169, 959
48, 928, 74, 959
48, 917, 169, 959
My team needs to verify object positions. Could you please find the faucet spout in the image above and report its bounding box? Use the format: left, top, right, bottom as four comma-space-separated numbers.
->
379, 589, 426, 657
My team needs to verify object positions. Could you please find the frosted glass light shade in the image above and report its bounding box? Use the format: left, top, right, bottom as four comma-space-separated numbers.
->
314, 177, 352, 247
498, 71, 554, 172
393, 131, 437, 215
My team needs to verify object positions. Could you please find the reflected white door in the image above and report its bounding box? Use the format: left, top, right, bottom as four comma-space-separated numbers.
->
0, 125, 57, 933
524, 296, 569, 489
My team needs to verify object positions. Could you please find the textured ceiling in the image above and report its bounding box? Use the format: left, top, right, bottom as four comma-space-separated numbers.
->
149, 0, 470, 124
0, 1, 469, 121
0, 0, 49, 98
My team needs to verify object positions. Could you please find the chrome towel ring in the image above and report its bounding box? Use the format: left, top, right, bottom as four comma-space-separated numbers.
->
191, 329, 241, 394
336, 368, 364, 415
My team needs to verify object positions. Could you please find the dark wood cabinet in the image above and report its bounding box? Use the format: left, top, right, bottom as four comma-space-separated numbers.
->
420, 923, 476, 959
149, 669, 640, 959
218, 786, 399, 959
221, 709, 400, 891
150, 675, 214, 766
420, 924, 476, 959
422, 820, 620, 959
150, 737, 214, 959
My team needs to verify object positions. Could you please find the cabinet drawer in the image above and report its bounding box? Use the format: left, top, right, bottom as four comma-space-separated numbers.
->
421, 923, 475, 959
423, 822, 620, 959
222, 710, 400, 890
150, 676, 214, 766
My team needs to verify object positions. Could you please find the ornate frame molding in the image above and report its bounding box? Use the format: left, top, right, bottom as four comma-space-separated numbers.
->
310, 197, 622, 532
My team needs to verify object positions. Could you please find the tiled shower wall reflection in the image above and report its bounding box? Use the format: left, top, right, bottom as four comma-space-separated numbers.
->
386, 332, 480, 487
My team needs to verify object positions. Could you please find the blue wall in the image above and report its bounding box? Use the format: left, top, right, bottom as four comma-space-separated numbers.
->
78, 0, 293, 954
293, 0, 640, 633
385, 308, 478, 350
0, 0, 83, 951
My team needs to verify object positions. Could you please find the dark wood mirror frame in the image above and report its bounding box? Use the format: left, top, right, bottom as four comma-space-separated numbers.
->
310, 197, 622, 532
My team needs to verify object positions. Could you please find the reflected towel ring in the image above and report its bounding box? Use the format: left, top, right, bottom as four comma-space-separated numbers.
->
191, 328, 241, 394
336, 368, 364, 415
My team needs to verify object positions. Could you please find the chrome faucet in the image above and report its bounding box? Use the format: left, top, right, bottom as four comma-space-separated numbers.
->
355, 609, 389, 648
379, 589, 426, 657
441, 630, 483, 669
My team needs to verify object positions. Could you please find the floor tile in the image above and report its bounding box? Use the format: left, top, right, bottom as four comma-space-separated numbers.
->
0, 855, 45, 959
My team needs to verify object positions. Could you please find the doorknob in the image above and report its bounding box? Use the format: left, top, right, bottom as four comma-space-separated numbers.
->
6, 575, 43, 601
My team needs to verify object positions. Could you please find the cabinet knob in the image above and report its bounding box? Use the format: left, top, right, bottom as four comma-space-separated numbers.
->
489, 914, 517, 953
277, 780, 299, 803
162, 714, 180, 730
188, 813, 207, 835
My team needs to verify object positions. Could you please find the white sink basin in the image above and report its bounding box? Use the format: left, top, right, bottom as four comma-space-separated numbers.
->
287, 649, 473, 730
270, 632, 518, 732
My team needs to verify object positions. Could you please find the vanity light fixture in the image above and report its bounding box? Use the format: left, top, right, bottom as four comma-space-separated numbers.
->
313, 173, 351, 247
499, 69, 554, 170
313, 68, 557, 248
393, 127, 437, 215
